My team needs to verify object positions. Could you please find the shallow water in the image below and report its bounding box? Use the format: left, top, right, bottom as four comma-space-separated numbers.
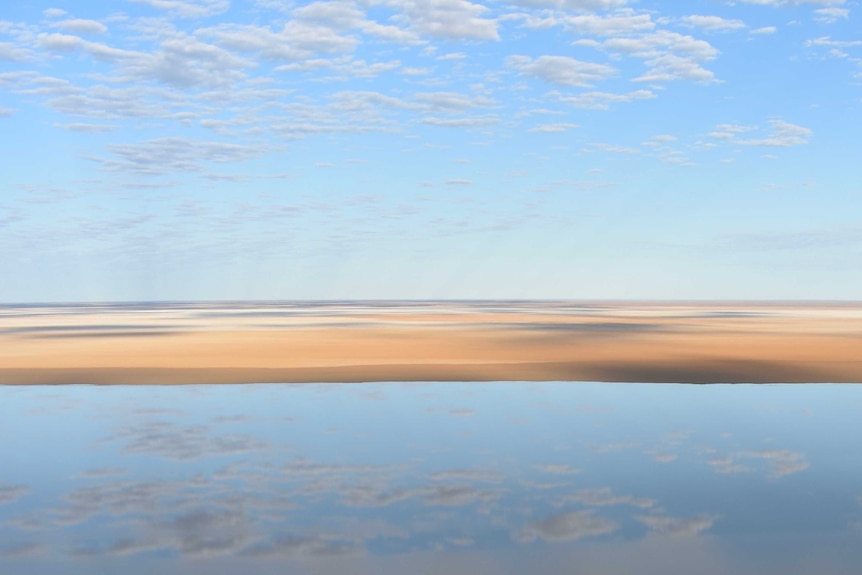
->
1, 382, 861, 574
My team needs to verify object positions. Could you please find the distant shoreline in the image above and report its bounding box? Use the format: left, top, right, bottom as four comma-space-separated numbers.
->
2, 301, 860, 385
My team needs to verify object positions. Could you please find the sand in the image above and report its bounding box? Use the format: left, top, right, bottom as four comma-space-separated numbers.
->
1, 301, 861, 384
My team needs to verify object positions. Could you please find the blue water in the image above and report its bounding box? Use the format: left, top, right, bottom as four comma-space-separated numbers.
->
1, 382, 861, 574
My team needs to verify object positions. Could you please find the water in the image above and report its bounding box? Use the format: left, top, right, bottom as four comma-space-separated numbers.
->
1, 382, 861, 574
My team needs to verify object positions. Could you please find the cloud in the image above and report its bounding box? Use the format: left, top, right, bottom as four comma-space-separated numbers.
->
0, 485, 29, 504
507, 55, 616, 87
636, 514, 715, 536
679, 15, 747, 32
750, 26, 778, 34
381, 0, 500, 41
560, 10, 656, 36
54, 19, 109, 35
517, 510, 617, 542
422, 116, 499, 127
510, 0, 629, 10
805, 36, 862, 47
586, 30, 720, 82
0, 42, 31, 61
738, 119, 812, 146
529, 122, 580, 132
130, 0, 230, 19
557, 89, 655, 109
203, 22, 358, 61
54, 122, 118, 133
535, 464, 581, 474
94, 137, 268, 176
729, 0, 846, 5
415, 91, 493, 112
708, 122, 754, 139
814, 7, 850, 22
634, 53, 717, 83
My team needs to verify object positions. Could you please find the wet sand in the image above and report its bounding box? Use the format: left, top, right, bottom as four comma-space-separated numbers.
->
1, 301, 861, 384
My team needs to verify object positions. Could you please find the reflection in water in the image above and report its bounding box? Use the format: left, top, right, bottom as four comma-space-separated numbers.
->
1, 383, 861, 573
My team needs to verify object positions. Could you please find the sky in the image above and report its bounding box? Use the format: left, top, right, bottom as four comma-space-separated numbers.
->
0, 0, 860, 302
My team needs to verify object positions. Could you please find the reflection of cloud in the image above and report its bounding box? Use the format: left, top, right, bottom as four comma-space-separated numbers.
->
563, 487, 654, 509
745, 450, 809, 478
535, 464, 580, 475
240, 534, 361, 558
517, 510, 617, 542
0, 485, 29, 504
78, 467, 127, 478
165, 507, 254, 557
0, 543, 45, 558
429, 469, 503, 482
706, 450, 808, 478
106, 421, 269, 460
636, 514, 715, 537
592, 441, 641, 454
708, 456, 750, 475
424, 485, 498, 506
345, 483, 499, 507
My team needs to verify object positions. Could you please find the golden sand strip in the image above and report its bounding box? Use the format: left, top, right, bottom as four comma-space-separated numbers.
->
1, 302, 861, 384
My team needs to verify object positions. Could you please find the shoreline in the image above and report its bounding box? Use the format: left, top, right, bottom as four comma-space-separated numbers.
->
2, 301, 861, 385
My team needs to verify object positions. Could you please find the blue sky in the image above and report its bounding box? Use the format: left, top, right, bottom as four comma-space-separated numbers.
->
0, 0, 860, 302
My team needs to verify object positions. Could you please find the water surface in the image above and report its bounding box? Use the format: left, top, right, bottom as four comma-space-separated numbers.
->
1, 382, 861, 574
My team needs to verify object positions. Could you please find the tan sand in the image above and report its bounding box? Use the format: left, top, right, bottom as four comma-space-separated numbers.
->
1, 302, 861, 384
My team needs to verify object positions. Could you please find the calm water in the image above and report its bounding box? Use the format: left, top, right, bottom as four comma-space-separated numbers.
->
1, 382, 861, 574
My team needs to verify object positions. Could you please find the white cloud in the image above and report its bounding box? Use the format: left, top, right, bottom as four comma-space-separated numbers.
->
805, 36, 862, 47
507, 55, 616, 87
739, 119, 812, 146
563, 10, 655, 36
0, 42, 32, 61
529, 122, 580, 132
603, 30, 718, 60
422, 115, 499, 127
680, 15, 747, 32
55, 19, 108, 35
130, 0, 230, 19
414, 91, 493, 111
203, 22, 359, 61
94, 137, 268, 176
750, 26, 778, 34
634, 53, 717, 83
510, 0, 629, 10
43, 8, 68, 18
381, 0, 500, 41
814, 7, 850, 22
729, 0, 845, 5
600, 30, 720, 83
54, 122, 118, 133
557, 89, 655, 109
